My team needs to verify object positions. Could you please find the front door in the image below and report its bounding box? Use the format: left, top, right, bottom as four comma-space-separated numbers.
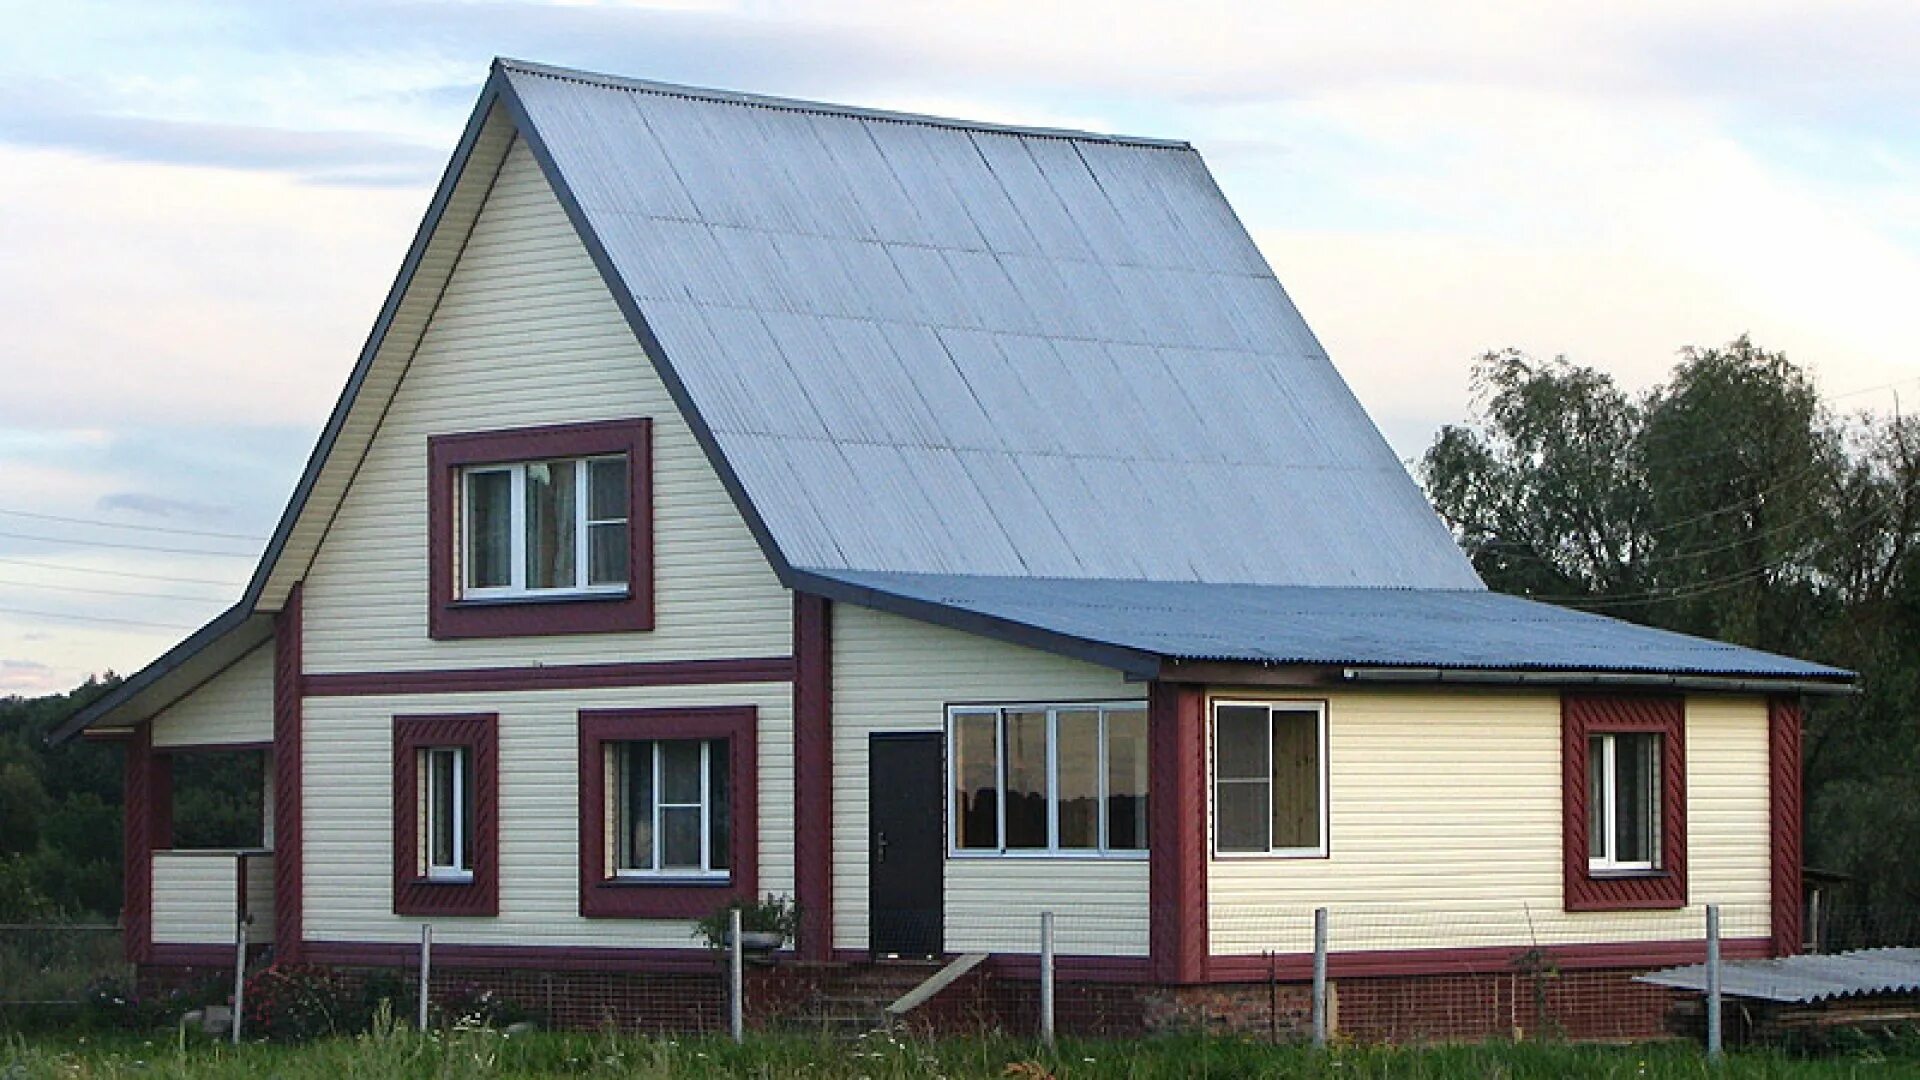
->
868, 732, 943, 957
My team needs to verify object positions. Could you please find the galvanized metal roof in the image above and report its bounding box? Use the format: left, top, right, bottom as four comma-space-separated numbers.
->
1639, 949, 1920, 1004
503, 60, 1482, 590
799, 569, 1854, 680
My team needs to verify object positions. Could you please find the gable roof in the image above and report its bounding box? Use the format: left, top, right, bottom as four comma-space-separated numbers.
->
53, 60, 1847, 742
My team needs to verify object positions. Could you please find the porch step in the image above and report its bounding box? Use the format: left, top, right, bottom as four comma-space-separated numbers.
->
885, 953, 989, 1018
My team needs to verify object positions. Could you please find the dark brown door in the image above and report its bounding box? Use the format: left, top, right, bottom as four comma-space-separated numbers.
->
868, 732, 943, 957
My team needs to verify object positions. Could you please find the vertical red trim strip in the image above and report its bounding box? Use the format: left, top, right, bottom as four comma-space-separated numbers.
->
793, 593, 833, 962
122, 726, 157, 964
1769, 696, 1804, 957
392, 713, 501, 916
273, 583, 305, 962
1148, 681, 1207, 984
1562, 694, 1688, 911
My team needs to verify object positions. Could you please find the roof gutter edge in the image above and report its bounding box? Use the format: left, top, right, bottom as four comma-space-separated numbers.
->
1341, 666, 1858, 697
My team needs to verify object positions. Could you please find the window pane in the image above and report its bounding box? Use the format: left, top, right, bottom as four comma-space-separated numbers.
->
708, 741, 730, 872
952, 712, 1000, 850
1216, 782, 1269, 852
428, 750, 456, 869
1056, 710, 1100, 850
660, 740, 703, 804
1105, 708, 1148, 851
465, 471, 512, 589
1004, 710, 1050, 849
1615, 733, 1659, 864
1214, 706, 1270, 781
1270, 709, 1321, 850
1588, 735, 1607, 858
617, 741, 654, 871
660, 806, 702, 869
589, 457, 628, 521
525, 459, 578, 589
588, 522, 629, 586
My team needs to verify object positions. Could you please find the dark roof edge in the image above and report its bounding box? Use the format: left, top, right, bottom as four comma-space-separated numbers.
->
52, 74, 514, 746
497, 65, 800, 587
498, 58, 1192, 151
46, 603, 255, 746
1341, 666, 1857, 696
791, 569, 1161, 679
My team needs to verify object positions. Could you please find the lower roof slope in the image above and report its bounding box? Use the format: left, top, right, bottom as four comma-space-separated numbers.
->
801, 569, 1855, 688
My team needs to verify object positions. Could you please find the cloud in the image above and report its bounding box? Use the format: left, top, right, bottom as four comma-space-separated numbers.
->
0, 657, 61, 694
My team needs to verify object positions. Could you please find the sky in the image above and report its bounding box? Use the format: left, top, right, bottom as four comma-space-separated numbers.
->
2, 0, 1918, 694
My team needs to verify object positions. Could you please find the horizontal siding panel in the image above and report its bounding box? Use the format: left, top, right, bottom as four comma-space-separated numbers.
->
301, 136, 790, 675
151, 645, 272, 748
1209, 691, 1774, 955
153, 853, 272, 945
831, 603, 1144, 954
302, 684, 792, 948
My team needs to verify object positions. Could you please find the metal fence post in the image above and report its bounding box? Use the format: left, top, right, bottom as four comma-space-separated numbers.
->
231, 912, 248, 1045
1039, 911, 1056, 1048
418, 924, 433, 1031
1312, 907, 1329, 1048
728, 907, 745, 1044
1706, 904, 1722, 1062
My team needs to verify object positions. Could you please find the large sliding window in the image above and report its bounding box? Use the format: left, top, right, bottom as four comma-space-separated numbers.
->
948, 703, 1148, 857
1211, 700, 1328, 857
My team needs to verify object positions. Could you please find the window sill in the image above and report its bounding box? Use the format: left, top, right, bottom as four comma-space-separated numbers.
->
1586, 868, 1670, 880
948, 851, 1149, 862
421, 872, 476, 885
1211, 849, 1331, 861
452, 590, 630, 609
604, 875, 733, 887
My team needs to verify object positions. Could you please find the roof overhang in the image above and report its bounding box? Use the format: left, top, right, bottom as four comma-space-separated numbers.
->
47, 605, 273, 744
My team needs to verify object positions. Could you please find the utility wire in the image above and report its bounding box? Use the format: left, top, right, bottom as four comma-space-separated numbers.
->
0, 576, 227, 604
0, 507, 266, 542
0, 605, 200, 631
0, 527, 257, 558
0, 556, 244, 588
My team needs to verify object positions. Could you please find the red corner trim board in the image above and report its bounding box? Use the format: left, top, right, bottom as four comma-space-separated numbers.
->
273, 583, 305, 962
792, 593, 834, 961
1770, 696, 1804, 957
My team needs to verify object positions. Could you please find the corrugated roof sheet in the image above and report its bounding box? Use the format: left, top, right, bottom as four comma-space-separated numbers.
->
503, 60, 1482, 590
1639, 949, 1920, 1004
801, 569, 1852, 678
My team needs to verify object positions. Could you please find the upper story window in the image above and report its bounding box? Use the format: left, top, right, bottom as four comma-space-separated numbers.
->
462, 456, 629, 598
1211, 700, 1328, 858
427, 419, 653, 640
948, 703, 1148, 858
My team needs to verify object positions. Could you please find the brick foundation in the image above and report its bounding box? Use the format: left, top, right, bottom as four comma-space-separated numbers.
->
136, 958, 1683, 1043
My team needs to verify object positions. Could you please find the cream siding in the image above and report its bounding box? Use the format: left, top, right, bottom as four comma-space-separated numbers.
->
1208, 690, 1774, 956
150, 645, 273, 749
151, 852, 274, 945
302, 684, 791, 948
831, 604, 1148, 956
298, 133, 789, 674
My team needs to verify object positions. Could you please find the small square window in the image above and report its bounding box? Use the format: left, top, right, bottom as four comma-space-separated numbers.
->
1210, 701, 1327, 858
459, 455, 629, 599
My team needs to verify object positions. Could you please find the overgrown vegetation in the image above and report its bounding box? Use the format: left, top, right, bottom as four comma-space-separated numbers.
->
1421, 336, 1920, 921
6, 1029, 1920, 1079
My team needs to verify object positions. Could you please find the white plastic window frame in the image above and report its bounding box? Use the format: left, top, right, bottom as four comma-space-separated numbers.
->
458, 454, 629, 600
1208, 699, 1330, 859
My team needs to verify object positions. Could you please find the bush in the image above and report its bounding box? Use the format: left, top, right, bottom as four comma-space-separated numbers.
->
693, 893, 800, 950
243, 964, 360, 1042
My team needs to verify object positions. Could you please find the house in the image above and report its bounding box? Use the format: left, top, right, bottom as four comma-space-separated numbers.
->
53, 59, 1852, 1039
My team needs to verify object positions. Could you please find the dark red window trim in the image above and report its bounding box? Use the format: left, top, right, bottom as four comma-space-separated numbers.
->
578, 706, 758, 919
393, 713, 499, 917
1562, 694, 1687, 912
427, 418, 654, 640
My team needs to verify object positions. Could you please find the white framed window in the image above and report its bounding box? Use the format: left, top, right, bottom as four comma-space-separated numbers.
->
1211, 700, 1328, 858
1588, 731, 1661, 872
947, 703, 1149, 858
422, 746, 473, 881
460, 455, 629, 599
609, 739, 731, 880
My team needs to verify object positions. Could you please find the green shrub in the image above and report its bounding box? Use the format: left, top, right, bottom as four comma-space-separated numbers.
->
693, 893, 800, 950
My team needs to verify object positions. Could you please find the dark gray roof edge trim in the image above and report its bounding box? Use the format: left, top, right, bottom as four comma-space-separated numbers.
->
497, 58, 1192, 151
498, 66, 800, 587
1341, 666, 1857, 696
53, 75, 513, 745
791, 570, 1161, 678
46, 604, 255, 746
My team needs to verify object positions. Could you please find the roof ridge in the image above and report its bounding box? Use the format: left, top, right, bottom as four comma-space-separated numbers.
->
494, 57, 1193, 151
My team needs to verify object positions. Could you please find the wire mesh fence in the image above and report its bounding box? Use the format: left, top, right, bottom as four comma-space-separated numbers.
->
0, 923, 128, 1025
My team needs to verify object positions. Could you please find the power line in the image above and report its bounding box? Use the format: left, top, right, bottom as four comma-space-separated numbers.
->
0, 527, 257, 558
0, 576, 227, 604
0, 556, 244, 588
0, 605, 199, 631
0, 506, 267, 542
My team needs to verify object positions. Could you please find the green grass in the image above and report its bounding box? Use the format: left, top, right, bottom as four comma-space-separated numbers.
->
2, 1029, 1917, 1079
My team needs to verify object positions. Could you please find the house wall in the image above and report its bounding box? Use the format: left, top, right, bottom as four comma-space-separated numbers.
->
151, 852, 274, 945
830, 603, 1149, 957
289, 134, 795, 950
298, 134, 790, 675
149, 644, 272, 748
1207, 689, 1773, 956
